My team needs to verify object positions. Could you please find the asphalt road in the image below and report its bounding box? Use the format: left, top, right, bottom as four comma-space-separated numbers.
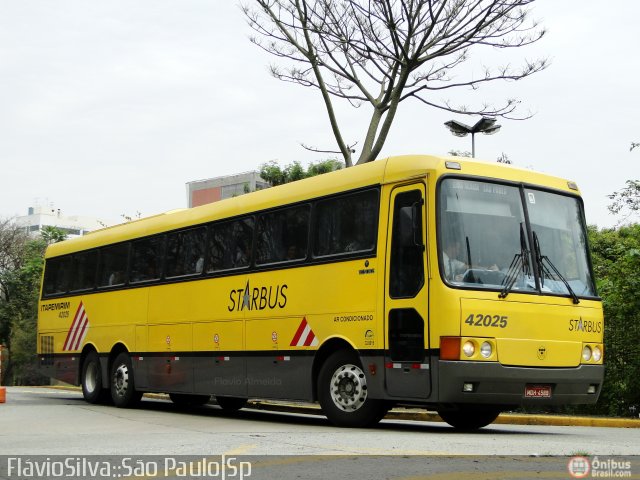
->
0, 387, 638, 479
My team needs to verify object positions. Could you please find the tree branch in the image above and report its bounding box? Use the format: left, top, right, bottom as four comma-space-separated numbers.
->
244, 0, 548, 165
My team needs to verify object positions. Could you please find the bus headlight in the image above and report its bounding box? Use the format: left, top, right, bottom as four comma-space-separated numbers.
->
592, 346, 602, 362
480, 341, 493, 359
462, 341, 475, 357
582, 345, 592, 362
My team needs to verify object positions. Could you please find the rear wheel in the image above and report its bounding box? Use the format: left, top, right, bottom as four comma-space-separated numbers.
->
438, 406, 501, 430
215, 396, 248, 411
169, 393, 210, 407
110, 352, 142, 408
81, 351, 107, 404
317, 350, 388, 427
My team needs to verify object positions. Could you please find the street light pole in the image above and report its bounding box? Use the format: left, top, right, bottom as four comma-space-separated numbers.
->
471, 132, 476, 158
444, 117, 501, 158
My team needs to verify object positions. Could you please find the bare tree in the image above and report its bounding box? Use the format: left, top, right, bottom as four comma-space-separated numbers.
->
0, 219, 29, 302
243, 0, 547, 166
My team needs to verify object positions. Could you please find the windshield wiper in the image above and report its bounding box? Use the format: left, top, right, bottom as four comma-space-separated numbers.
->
533, 231, 580, 304
499, 223, 531, 299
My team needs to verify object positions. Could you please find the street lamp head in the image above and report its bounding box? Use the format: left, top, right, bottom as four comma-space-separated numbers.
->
481, 123, 501, 136
472, 116, 501, 134
444, 119, 472, 137
444, 116, 502, 159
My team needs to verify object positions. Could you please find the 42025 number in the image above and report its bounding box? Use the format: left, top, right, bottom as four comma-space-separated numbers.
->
464, 313, 508, 328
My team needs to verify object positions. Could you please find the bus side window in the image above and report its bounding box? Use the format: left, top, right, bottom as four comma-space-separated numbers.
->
98, 243, 129, 287
43, 256, 72, 297
166, 227, 206, 278
207, 217, 254, 272
313, 189, 379, 257
130, 237, 164, 283
256, 205, 309, 265
70, 250, 98, 292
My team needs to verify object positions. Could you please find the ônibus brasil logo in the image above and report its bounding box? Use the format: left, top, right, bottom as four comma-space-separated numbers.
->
567, 456, 590, 479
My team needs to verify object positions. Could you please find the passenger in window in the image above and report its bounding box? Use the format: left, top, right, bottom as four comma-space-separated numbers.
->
235, 243, 251, 267
345, 230, 369, 252
108, 271, 125, 286
442, 238, 467, 281
133, 264, 156, 283
195, 256, 204, 274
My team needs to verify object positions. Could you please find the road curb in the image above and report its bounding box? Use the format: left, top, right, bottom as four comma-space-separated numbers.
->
28, 386, 640, 428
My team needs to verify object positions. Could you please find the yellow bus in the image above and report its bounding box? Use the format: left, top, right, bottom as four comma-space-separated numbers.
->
37, 155, 604, 429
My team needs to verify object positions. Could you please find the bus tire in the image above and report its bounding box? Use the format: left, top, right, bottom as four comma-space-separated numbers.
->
438, 406, 501, 430
317, 350, 388, 427
216, 396, 248, 411
110, 352, 142, 408
169, 393, 210, 407
81, 351, 107, 404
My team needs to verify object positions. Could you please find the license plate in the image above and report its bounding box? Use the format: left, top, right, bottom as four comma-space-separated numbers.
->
524, 385, 552, 398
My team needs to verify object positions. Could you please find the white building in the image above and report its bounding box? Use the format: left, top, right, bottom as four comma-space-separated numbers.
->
14, 204, 107, 238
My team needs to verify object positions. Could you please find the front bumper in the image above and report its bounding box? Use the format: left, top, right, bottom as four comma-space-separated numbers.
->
438, 360, 604, 406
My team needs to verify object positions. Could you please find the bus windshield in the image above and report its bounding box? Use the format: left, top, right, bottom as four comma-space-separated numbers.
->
439, 178, 596, 299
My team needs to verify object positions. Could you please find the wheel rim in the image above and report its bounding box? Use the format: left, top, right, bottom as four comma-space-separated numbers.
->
330, 363, 368, 412
85, 361, 99, 394
113, 363, 130, 398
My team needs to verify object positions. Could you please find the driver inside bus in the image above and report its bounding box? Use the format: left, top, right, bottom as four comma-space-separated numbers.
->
442, 237, 467, 281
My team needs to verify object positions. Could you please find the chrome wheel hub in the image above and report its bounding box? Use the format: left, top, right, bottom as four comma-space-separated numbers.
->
113, 363, 130, 398
330, 363, 368, 412
85, 362, 99, 393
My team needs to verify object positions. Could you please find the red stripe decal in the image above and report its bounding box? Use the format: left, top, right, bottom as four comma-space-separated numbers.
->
72, 315, 89, 351
290, 317, 308, 346
303, 331, 316, 347
63, 302, 84, 351
68, 310, 86, 351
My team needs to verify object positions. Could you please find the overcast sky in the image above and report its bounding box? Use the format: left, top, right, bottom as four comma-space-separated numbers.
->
1, 1, 638, 228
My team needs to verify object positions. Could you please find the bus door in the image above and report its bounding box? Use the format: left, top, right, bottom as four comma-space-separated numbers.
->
384, 183, 431, 399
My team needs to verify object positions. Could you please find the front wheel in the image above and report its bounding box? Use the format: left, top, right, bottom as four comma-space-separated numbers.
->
81, 351, 107, 404
110, 352, 142, 408
317, 350, 388, 428
438, 407, 501, 430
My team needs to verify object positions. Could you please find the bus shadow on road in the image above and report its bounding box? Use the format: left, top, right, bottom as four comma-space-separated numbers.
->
127, 397, 550, 436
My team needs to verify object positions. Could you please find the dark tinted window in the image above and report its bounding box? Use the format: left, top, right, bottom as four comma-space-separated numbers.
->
207, 217, 254, 272
314, 189, 378, 257
98, 243, 129, 287
70, 250, 97, 291
166, 228, 206, 278
256, 205, 309, 265
131, 237, 164, 283
43, 256, 71, 296
390, 190, 425, 298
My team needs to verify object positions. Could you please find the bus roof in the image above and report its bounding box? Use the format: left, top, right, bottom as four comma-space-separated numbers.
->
45, 154, 579, 258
